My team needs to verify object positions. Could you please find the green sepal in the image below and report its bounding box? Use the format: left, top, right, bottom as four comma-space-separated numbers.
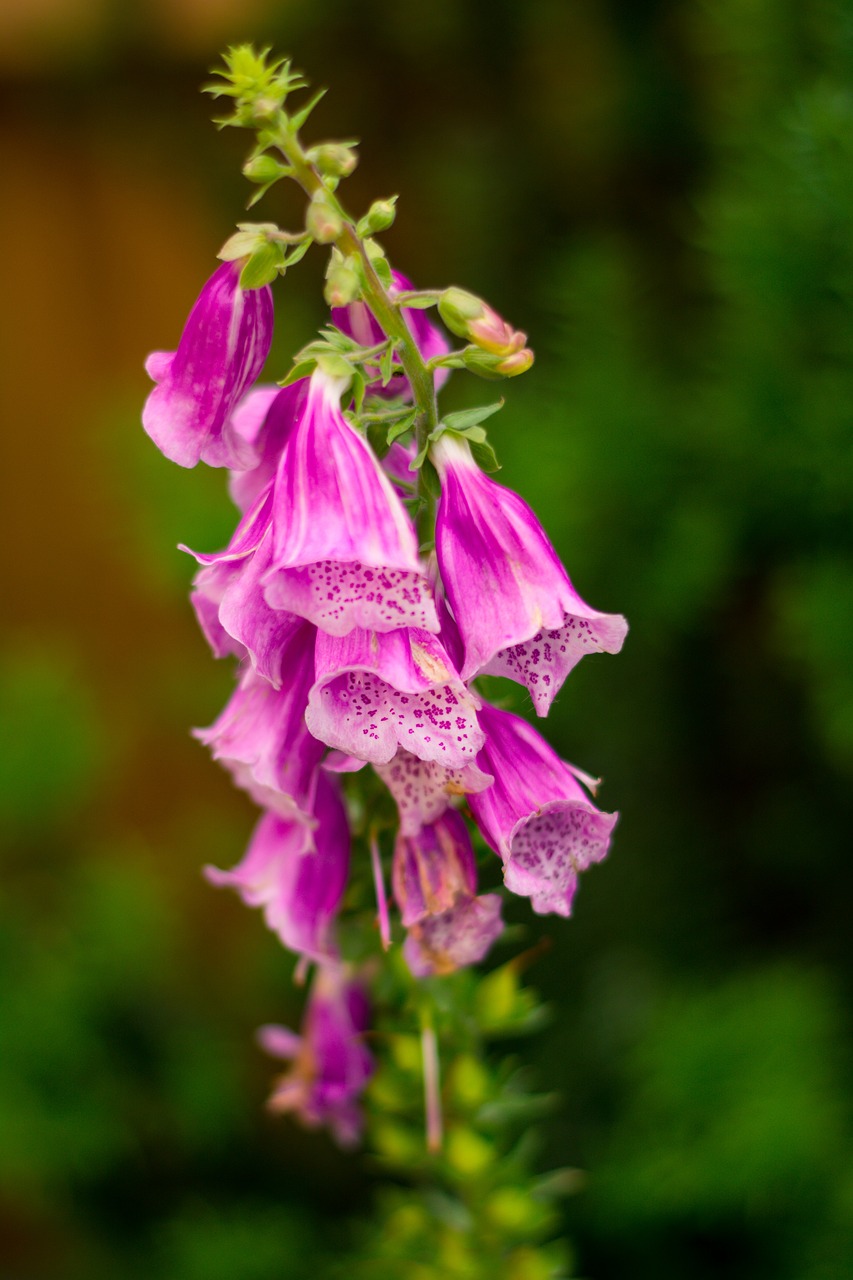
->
283, 236, 313, 268
239, 240, 282, 288
218, 222, 279, 261
280, 358, 317, 386
367, 419, 391, 459
387, 410, 417, 445
442, 400, 504, 433
470, 437, 501, 473
351, 368, 366, 415
419, 457, 441, 500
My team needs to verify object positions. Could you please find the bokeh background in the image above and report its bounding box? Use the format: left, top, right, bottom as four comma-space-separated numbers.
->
2, 0, 852, 1276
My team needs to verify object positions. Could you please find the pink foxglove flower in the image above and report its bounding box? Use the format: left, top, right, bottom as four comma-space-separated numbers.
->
194, 636, 321, 821
469, 703, 617, 917
333, 270, 449, 397
143, 260, 274, 469
263, 368, 439, 635
433, 434, 627, 714
259, 964, 374, 1148
392, 808, 503, 977
306, 626, 483, 767
375, 749, 493, 835
205, 773, 349, 962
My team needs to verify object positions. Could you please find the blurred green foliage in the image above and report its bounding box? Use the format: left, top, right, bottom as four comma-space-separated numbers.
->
1, 0, 852, 1276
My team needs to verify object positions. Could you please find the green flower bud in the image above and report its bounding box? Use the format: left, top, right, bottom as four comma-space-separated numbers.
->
324, 261, 361, 308
306, 191, 343, 244
358, 197, 398, 235
437, 287, 486, 337
461, 345, 535, 379
306, 142, 359, 177
242, 153, 288, 184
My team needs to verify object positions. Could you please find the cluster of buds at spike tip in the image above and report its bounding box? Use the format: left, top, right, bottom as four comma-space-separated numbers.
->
438, 287, 534, 377
141, 49, 627, 1149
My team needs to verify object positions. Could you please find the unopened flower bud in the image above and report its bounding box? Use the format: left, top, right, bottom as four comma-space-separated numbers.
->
359, 197, 398, 235
306, 142, 359, 178
306, 191, 343, 244
242, 153, 288, 184
324, 261, 361, 308
461, 345, 535, 379
438, 287, 527, 358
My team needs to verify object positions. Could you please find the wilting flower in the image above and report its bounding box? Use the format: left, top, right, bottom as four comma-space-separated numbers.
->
469, 703, 617, 917
205, 773, 349, 961
333, 270, 449, 397
306, 626, 483, 767
433, 434, 627, 714
263, 368, 439, 635
194, 636, 322, 820
392, 808, 503, 976
259, 964, 374, 1147
375, 749, 493, 835
143, 259, 274, 469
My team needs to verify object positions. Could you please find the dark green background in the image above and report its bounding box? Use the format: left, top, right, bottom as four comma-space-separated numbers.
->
1, 1, 852, 1276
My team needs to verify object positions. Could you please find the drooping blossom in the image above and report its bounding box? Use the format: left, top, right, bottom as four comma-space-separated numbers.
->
205, 773, 349, 961
469, 703, 617, 917
263, 368, 439, 635
375, 749, 493, 835
194, 632, 321, 820
306, 626, 483, 767
143, 259, 274, 469
333, 270, 450, 397
258, 963, 374, 1147
392, 808, 503, 976
433, 434, 627, 714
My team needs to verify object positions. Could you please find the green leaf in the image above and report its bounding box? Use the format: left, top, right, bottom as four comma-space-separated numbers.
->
420, 457, 441, 500
442, 400, 504, 432
387, 410, 417, 445
379, 341, 398, 387
288, 87, 327, 131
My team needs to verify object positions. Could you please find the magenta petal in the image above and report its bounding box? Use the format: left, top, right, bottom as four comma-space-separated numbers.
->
190, 561, 247, 661
392, 808, 477, 927
194, 631, 321, 818
228, 380, 309, 514
433, 435, 627, 707
263, 370, 438, 635
375, 749, 493, 835
307, 626, 483, 767
469, 703, 617, 917
263, 964, 374, 1148
205, 774, 349, 961
142, 260, 274, 469
403, 894, 504, 977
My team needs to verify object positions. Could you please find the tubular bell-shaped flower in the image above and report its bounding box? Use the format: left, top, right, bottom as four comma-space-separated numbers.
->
306, 626, 484, 767
143, 260, 274, 469
469, 703, 617, 917
205, 773, 349, 961
392, 808, 503, 977
433, 434, 627, 714
258, 964, 374, 1148
263, 368, 439, 635
194, 630, 322, 819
